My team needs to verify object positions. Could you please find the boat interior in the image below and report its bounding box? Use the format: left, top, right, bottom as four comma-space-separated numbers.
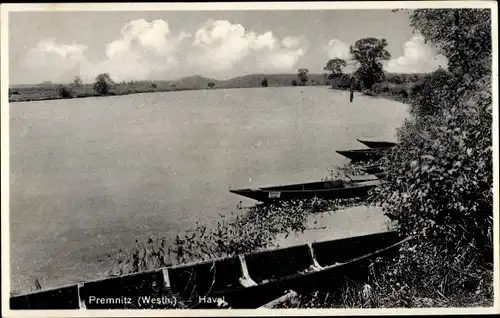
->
343, 148, 389, 153
10, 231, 405, 309
262, 179, 345, 191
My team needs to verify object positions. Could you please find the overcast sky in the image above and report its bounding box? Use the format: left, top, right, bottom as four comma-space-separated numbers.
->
9, 10, 448, 85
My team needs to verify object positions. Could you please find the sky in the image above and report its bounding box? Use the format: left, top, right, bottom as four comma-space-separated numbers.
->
8, 10, 448, 85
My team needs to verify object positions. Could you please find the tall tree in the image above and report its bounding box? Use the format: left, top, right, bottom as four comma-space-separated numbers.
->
93, 73, 114, 95
297, 68, 309, 86
410, 9, 491, 79
323, 58, 347, 79
72, 76, 83, 87
350, 38, 391, 89
261, 77, 268, 87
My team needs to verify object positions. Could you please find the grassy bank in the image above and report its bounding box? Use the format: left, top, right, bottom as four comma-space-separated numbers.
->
328, 72, 425, 104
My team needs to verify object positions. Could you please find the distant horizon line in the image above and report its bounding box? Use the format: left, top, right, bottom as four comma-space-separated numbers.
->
9, 70, 430, 87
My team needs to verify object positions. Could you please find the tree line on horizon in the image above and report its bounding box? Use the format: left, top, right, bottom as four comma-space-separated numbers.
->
19, 35, 430, 100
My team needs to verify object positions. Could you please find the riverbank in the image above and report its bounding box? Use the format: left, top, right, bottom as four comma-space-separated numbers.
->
8, 73, 327, 103
8, 72, 421, 103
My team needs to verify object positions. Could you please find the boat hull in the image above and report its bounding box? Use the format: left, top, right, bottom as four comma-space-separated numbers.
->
230, 183, 377, 202
10, 231, 407, 309
357, 139, 397, 149
336, 148, 390, 162
360, 165, 384, 174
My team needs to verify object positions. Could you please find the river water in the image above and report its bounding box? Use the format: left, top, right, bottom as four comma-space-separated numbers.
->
9, 87, 408, 293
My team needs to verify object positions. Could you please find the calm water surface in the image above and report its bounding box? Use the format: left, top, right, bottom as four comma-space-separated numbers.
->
10, 87, 408, 292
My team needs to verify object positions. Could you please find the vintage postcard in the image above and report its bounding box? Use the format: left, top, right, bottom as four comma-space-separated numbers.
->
1, 1, 498, 317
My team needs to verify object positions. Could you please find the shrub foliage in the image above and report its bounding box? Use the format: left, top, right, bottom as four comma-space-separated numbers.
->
368, 8, 493, 306
57, 85, 73, 99
93, 73, 114, 95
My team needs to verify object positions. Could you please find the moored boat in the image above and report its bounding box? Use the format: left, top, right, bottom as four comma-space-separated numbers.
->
359, 165, 387, 179
360, 165, 384, 174
347, 174, 382, 182
356, 139, 397, 149
10, 231, 409, 309
229, 179, 379, 202
336, 148, 390, 162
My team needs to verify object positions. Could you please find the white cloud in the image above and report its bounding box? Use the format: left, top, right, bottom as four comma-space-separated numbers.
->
189, 20, 253, 72
188, 20, 307, 73
260, 39, 308, 71
21, 19, 308, 83
323, 38, 358, 73
98, 19, 190, 81
42, 40, 87, 59
324, 38, 351, 60
106, 19, 189, 59
281, 36, 301, 49
22, 20, 192, 83
22, 39, 88, 83
386, 34, 448, 73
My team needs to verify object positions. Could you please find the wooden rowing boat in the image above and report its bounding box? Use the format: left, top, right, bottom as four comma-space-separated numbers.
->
229, 179, 379, 202
359, 166, 387, 179
356, 139, 397, 149
10, 231, 408, 309
360, 165, 384, 174
336, 148, 390, 162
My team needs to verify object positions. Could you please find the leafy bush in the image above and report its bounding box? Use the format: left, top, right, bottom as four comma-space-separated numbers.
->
370, 83, 385, 94
397, 88, 408, 99
57, 85, 73, 98
261, 78, 268, 87
297, 68, 309, 85
9, 88, 20, 95
93, 73, 113, 95
367, 8, 493, 307
377, 75, 493, 257
410, 68, 456, 117
392, 76, 403, 85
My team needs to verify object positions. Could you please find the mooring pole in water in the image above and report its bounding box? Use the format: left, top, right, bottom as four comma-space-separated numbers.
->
349, 75, 356, 103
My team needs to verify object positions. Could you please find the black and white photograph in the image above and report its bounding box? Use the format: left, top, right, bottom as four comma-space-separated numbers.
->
1, 1, 498, 315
